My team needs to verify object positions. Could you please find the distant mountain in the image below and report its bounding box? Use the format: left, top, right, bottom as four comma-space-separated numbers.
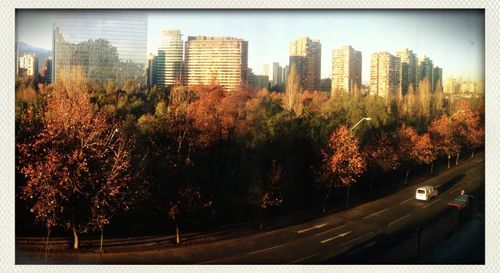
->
17, 42, 53, 72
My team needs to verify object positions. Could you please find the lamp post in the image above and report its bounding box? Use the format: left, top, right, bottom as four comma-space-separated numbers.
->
350, 117, 372, 131
449, 110, 465, 120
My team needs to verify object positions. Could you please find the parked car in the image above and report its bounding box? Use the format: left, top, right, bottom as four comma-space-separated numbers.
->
416, 186, 438, 201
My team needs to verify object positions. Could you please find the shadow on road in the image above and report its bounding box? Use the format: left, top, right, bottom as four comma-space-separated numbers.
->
436, 174, 465, 194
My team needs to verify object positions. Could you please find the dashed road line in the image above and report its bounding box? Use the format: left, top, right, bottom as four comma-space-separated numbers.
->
449, 188, 460, 195
423, 198, 441, 208
315, 224, 346, 237
388, 214, 411, 226
320, 231, 352, 244
363, 208, 388, 219
341, 231, 374, 246
289, 253, 318, 264
297, 223, 327, 234
246, 243, 287, 255
401, 197, 414, 204
348, 241, 377, 255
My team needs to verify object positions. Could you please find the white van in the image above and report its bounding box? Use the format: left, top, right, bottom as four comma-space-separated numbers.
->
416, 186, 438, 201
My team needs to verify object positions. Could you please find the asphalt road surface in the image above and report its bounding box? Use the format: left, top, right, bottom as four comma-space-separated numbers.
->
17, 154, 484, 264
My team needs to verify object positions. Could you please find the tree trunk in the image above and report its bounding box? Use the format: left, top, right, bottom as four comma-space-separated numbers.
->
44, 229, 50, 263
72, 224, 79, 250
175, 220, 180, 244
322, 186, 332, 214
405, 166, 412, 185
345, 185, 350, 208
471, 148, 475, 159
447, 154, 451, 169
456, 152, 460, 165
259, 208, 264, 230
430, 162, 434, 175
99, 228, 104, 252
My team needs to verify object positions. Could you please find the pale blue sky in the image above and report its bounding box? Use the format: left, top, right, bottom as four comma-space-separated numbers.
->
16, 10, 484, 83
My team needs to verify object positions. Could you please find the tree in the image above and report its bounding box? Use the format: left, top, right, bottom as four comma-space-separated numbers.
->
17, 79, 141, 251
247, 160, 285, 230
429, 115, 461, 169
398, 124, 435, 184
284, 63, 302, 116
363, 132, 400, 191
320, 126, 366, 210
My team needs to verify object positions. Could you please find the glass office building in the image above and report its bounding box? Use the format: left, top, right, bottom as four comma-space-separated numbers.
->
53, 11, 148, 85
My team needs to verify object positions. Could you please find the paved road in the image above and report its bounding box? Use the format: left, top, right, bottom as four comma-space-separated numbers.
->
17, 154, 484, 264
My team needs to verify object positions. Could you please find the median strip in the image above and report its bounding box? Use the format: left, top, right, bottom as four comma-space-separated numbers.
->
363, 208, 388, 219
388, 214, 411, 226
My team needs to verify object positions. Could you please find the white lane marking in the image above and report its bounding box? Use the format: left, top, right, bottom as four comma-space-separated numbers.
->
289, 253, 318, 264
348, 241, 377, 255
401, 197, 414, 204
388, 214, 411, 226
449, 188, 460, 195
297, 223, 327, 234
320, 231, 352, 244
246, 243, 288, 255
315, 224, 346, 237
341, 231, 374, 246
363, 208, 388, 219
423, 198, 441, 208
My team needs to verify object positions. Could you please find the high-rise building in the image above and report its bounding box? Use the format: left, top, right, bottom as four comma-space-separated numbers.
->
396, 48, 417, 95
19, 53, 39, 77
272, 62, 283, 86
417, 55, 434, 89
331, 45, 362, 94
283, 65, 289, 83
157, 29, 183, 89
370, 52, 400, 99
185, 36, 248, 92
40, 56, 53, 84
247, 68, 269, 91
53, 11, 148, 85
433, 66, 443, 93
146, 53, 158, 88
289, 37, 321, 91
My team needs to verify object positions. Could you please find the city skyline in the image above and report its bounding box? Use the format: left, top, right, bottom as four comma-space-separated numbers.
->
16, 10, 484, 83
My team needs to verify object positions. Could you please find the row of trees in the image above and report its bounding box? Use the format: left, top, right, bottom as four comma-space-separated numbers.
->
15, 66, 484, 250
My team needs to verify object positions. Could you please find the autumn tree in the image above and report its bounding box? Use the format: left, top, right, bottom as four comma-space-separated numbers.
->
247, 160, 285, 230
320, 126, 366, 210
428, 115, 461, 169
363, 132, 400, 191
451, 100, 485, 160
17, 80, 141, 250
398, 124, 435, 184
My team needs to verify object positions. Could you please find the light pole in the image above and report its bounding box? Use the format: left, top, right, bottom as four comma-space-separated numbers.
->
350, 117, 372, 131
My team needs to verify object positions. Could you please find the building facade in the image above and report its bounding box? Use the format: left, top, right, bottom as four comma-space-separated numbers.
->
396, 48, 417, 95
247, 68, 269, 91
40, 56, 53, 84
331, 45, 362, 94
433, 66, 443, 93
53, 11, 148, 85
272, 62, 283, 87
157, 29, 183, 89
417, 55, 434, 91
185, 36, 248, 92
19, 53, 39, 77
289, 37, 321, 91
370, 52, 400, 99
146, 53, 158, 88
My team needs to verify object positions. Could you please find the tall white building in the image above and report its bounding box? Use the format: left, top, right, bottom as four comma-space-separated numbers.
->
19, 53, 39, 77
157, 29, 184, 89
370, 52, 400, 99
396, 48, 417, 95
185, 36, 248, 92
331, 45, 362, 94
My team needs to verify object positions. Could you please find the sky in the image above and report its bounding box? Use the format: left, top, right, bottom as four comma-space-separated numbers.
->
16, 9, 484, 83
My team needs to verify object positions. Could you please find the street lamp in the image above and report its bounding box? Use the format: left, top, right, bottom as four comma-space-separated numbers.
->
350, 117, 372, 131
